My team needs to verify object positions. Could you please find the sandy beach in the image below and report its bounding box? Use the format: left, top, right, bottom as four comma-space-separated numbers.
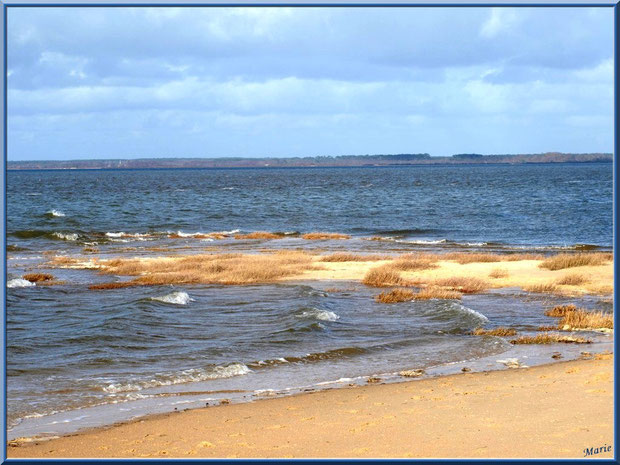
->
8, 354, 613, 459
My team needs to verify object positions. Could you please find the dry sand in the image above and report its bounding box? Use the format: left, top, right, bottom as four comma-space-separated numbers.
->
293, 258, 613, 296
8, 355, 613, 459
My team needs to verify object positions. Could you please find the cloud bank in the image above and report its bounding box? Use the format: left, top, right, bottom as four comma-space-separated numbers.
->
8, 6, 614, 160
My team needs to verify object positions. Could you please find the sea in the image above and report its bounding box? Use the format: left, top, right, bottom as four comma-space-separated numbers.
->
5, 163, 614, 440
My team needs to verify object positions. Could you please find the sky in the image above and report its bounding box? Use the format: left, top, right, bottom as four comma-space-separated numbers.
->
7, 6, 614, 160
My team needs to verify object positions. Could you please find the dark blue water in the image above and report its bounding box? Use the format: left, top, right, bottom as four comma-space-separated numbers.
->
6, 163, 613, 439
6, 163, 613, 250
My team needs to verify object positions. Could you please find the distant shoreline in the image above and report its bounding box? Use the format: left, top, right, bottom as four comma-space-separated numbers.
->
6, 152, 612, 171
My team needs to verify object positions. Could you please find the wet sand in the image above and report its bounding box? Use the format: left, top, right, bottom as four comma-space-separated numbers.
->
8, 355, 613, 459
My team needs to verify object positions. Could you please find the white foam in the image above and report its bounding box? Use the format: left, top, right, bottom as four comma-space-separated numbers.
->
102, 363, 251, 393
47, 209, 65, 217
151, 291, 194, 305
52, 232, 79, 241
454, 303, 488, 323
298, 308, 340, 322
397, 239, 447, 245
7, 278, 35, 288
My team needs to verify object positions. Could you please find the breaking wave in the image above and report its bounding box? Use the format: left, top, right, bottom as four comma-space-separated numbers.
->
297, 308, 340, 322
45, 210, 65, 217
7, 278, 35, 288
102, 363, 251, 393
150, 291, 194, 305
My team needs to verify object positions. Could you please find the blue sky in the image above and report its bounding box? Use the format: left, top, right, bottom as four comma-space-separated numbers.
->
7, 6, 614, 160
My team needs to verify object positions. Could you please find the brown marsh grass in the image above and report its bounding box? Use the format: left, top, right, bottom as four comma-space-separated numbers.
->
234, 232, 285, 240
523, 282, 559, 294
22, 273, 55, 283
545, 304, 579, 317
362, 265, 405, 287
320, 253, 390, 262
375, 288, 415, 303
555, 273, 589, 286
539, 253, 612, 270
301, 232, 351, 240
89, 282, 138, 290
537, 325, 559, 332
388, 253, 438, 271
503, 253, 545, 261
433, 276, 488, 294
510, 333, 591, 345
413, 286, 462, 300
442, 253, 502, 264
489, 268, 509, 279
558, 309, 613, 330
472, 327, 517, 337
96, 251, 316, 286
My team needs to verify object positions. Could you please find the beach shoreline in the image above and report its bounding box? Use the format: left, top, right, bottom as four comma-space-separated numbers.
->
7, 354, 614, 459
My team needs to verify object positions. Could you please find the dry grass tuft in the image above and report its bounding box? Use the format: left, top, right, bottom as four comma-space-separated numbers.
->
558, 308, 613, 330
472, 327, 517, 337
375, 288, 415, 303
433, 276, 488, 294
362, 265, 405, 287
22, 273, 55, 283
413, 286, 462, 300
510, 333, 591, 345
523, 282, 559, 294
539, 253, 612, 271
443, 253, 502, 264
489, 268, 509, 279
545, 304, 579, 317
89, 282, 138, 290
504, 253, 545, 261
389, 253, 438, 271
234, 232, 284, 240
555, 273, 589, 286
301, 232, 351, 240
537, 325, 559, 332
320, 253, 390, 262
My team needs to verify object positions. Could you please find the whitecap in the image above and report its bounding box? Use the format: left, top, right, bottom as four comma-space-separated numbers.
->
453, 303, 488, 323
298, 308, 340, 322
7, 278, 35, 288
52, 232, 79, 241
46, 209, 65, 217
151, 291, 194, 305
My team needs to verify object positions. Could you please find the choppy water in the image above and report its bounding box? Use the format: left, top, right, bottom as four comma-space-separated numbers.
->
6, 163, 614, 439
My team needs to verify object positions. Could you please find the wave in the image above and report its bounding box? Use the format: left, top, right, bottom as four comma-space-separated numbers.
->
150, 291, 194, 305
453, 303, 488, 323
396, 238, 448, 245
7, 278, 35, 288
297, 308, 340, 322
101, 363, 250, 393
45, 210, 65, 218
373, 228, 441, 236
52, 232, 79, 241
248, 347, 366, 369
